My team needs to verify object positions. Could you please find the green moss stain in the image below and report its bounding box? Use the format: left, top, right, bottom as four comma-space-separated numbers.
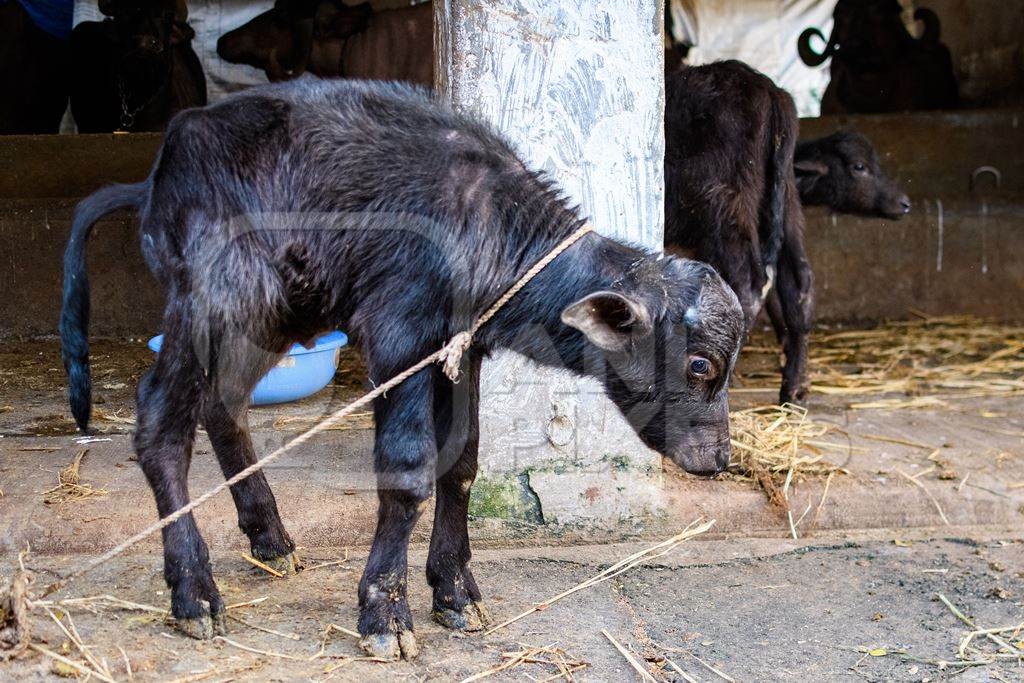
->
469, 474, 544, 523
468, 478, 519, 519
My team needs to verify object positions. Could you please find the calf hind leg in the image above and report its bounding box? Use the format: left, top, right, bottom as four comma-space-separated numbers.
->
202, 340, 297, 573
764, 288, 788, 347
427, 355, 490, 632
776, 235, 815, 405
134, 305, 225, 639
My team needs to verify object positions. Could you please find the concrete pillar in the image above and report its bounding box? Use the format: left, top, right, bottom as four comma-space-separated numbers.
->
435, 0, 667, 527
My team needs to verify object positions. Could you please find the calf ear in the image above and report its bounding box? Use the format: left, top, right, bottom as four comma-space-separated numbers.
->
561, 291, 653, 352
794, 159, 828, 178
794, 159, 828, 193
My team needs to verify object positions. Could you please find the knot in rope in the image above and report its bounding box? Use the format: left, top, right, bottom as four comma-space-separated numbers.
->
438, 330, 474, 382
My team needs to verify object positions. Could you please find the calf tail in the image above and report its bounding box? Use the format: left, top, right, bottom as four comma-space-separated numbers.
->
762, 90, 799, 270
61, 182, 148, 431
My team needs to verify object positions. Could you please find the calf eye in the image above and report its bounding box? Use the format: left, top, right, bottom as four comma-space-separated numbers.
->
852, 163, 868, 174
688, 356, 714, 379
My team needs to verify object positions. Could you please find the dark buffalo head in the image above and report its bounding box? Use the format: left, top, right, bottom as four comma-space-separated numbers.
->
217, 0, 372, 81
798, 0, 940, 68
795, 131, 911, 220
99, 0, 192, 55
561, 258, 744, 476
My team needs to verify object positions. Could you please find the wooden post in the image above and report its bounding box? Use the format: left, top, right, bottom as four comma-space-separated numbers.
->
435, 0, 667, 525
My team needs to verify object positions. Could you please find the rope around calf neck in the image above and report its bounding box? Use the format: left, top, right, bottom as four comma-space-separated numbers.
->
39, 223, 594, 599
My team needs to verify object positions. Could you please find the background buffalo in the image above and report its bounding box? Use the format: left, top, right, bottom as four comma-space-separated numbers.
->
799, 0, 959, 114
70, 0, 206, 132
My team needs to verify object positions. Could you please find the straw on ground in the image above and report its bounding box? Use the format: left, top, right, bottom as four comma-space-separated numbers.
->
43, 449, 107, 505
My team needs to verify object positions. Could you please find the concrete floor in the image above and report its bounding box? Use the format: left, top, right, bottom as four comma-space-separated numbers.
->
2, 535, 1022, 681
1, 336, 1023, 680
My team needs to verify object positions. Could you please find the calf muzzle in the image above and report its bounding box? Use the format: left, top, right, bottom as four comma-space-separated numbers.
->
672, 436, 731, 477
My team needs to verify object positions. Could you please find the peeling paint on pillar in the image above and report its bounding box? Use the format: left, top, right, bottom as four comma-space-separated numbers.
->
435, 0, 668, 526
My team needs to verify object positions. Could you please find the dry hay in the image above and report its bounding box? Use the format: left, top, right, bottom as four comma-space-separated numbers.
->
462, 644, 588, 682
940, 593, 1024, 666
728, 404, 847, 517
43, 450, 108, 505
808, 314, 1024, 404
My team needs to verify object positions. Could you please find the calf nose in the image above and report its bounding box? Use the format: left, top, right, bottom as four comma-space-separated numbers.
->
673, 441, 731, 477
900, 195, 912, 213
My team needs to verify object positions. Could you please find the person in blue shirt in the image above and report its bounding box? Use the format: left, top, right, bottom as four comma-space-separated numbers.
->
0, 0, 74, 133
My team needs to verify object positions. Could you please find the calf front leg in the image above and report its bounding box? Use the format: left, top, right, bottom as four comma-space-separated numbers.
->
358, 368, 436, 661
203, 401, 297, 572
427, 356, 490, 631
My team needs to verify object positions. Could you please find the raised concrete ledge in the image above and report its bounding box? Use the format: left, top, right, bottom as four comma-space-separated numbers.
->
2, 423, 1020, 556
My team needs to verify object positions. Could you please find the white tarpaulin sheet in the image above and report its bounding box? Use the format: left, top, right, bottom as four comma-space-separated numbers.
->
669, 0, 838, 116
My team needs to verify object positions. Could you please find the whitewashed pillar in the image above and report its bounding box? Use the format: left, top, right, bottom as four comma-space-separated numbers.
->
435, 0, 667, 525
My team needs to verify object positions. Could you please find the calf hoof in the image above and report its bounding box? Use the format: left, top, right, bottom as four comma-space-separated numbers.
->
359, 630, 418, 660
779, 386, 809, 406
256, 552, 303, 576
432, 601, 491, 632
175, 610, 227, 640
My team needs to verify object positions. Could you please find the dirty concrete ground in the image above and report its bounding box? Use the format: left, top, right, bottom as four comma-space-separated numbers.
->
1, 534, 1022, 682
1, 328, 1023, 680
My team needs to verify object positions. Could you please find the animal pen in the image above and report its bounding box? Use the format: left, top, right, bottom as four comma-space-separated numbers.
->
1, 0, 1023, 681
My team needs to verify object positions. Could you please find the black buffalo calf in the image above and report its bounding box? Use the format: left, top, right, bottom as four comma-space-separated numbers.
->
61, 79, 744, 660
795, 130, 911, 219
665, 60, 812, 404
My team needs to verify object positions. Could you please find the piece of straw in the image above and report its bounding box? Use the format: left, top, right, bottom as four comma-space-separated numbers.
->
602, 629, 656, 682
897, 470, 950, 526
939, 594, 1019, 657
241, 554, 286, 578
484, 519, 713, 636
682, 651, 736, 682
28, 643, 116, 683
460, 645, 548, 683
214, 635, 309, 661
664, 657, 698, 682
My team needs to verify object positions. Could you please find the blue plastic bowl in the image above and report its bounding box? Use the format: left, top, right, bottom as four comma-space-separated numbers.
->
147, 331, 348, 406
